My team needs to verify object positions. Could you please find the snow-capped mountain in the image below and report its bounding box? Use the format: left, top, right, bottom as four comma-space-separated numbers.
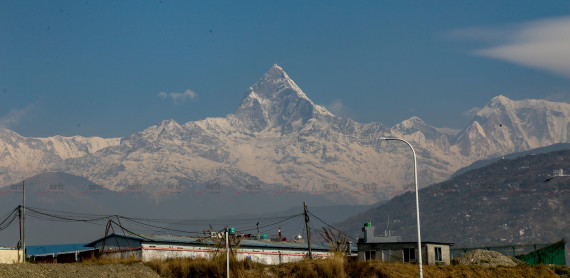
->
0, 65, 569, 204
455, 95, 570, 157
0, 129, 119, 185
232, 64, 334, 132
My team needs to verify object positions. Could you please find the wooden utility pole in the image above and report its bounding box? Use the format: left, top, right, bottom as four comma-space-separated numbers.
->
18, 204, 21, 263
22, 180, 26, 263
303, 202, 312, 259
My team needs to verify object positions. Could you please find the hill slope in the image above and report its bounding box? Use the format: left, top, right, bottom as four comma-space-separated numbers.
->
337, 148, 570, 247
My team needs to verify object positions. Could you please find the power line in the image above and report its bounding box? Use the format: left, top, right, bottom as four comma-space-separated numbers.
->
307, 210, 357, 241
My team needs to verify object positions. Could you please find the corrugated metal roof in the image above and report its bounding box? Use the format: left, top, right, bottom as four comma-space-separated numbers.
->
86, 233, 336, 251
27, 243, 94, 256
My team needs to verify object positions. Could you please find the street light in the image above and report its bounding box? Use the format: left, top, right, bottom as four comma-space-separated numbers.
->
379, 137, 423, 278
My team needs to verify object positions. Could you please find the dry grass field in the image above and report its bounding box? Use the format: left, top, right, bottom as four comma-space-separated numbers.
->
2, 256, 569, 277
144, 256, 570, 278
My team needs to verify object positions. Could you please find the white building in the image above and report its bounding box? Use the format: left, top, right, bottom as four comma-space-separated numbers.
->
0, 247, 24, 264
357, 223, 453, 265
86, 233, 335, 265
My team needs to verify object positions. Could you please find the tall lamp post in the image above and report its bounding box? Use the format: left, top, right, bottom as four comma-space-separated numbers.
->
379, 137, 423, 278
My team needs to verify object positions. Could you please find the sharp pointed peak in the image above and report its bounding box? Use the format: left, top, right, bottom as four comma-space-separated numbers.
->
262, 64, 289, 80
270, 64, 283, 71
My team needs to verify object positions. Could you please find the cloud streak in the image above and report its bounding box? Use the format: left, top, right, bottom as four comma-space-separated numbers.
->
0, 104, 35, 129
327, 99, 350, 117
462, 106, 481, 118
158, 89, 199, 103
450, 16, 570, 78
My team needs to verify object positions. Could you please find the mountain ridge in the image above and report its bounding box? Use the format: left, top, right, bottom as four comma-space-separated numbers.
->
1, 65, 569, 205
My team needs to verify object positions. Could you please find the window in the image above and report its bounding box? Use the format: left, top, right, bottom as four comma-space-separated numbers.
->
403, 248, 416, 262
435, 247, 443, 262
364, 250, 376, 261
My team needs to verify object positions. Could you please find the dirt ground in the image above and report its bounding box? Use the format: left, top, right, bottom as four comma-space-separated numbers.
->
0, 262, 160, 278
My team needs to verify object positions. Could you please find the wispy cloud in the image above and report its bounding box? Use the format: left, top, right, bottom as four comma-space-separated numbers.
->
327, 99, 349, 117
462, 106, 481, 118
449, 16, 570, 78
0, 104, 35, 129
544, 93, 570, 104
158, 89, 199, 103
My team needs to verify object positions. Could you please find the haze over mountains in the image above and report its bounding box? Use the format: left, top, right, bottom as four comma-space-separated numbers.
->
1, 65, 569, 204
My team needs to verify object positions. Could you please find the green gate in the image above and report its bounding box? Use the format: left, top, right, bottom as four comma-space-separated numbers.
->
516, 239, 566, 265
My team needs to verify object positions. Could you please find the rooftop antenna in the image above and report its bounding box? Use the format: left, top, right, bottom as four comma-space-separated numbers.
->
385, 214, 390, 237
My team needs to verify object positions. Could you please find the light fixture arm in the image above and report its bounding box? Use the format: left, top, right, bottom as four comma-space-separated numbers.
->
379, 137, 423, 278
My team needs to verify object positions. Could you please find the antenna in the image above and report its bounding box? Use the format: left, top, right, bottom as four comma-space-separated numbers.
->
386, 214, 390, 237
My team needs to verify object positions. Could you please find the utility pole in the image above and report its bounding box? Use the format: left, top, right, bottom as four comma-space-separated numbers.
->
303, 202, 312, 259
18, 204, 21, 263
22, 180, 26, 263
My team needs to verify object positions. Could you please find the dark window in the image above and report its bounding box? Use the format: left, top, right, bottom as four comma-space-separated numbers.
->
403, 248, 416, 262
365, 250, 376, 261
435, 247, 443, 262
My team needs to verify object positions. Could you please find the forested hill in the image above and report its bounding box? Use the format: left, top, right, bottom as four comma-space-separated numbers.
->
337, 148, 570, 247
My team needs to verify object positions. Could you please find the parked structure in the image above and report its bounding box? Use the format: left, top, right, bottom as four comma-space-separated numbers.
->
0, 247, 23, 264
357, 223, 453, 265
86, 233, 335, 264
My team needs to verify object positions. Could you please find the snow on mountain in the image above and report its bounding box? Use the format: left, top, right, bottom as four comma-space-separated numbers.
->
0, 129, 120, 186
455, 95, 570, 157
0, 66, 569, 205
233, 64, 334, 133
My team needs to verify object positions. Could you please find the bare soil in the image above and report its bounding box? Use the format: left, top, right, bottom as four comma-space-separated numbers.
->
0, 262, 160, 278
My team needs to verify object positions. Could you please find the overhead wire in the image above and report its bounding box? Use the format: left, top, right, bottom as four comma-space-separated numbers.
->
308, 210, 357, 241
0, 205, 343, 244
0, 206, 307, 239
0, 207, 19, 231
238, 213, 303, 233
120, 216, 204, 235
25, 207, 111, 223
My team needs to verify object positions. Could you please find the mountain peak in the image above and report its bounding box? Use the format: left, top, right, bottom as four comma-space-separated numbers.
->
247, 64, 305, 101
490, 95, 512, 104
234, 65, 333, 131
268, 64, 286, 75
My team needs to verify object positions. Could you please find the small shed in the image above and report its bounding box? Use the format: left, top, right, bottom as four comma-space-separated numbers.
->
357, 223, 453, 265
0, 247, 24, 264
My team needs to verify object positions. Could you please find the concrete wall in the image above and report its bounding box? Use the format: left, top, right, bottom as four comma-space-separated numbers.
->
425, 243, 450, 265
100, 249, 143, 260
0, 249, 24, 264
357, 242, 451, 265
140, 243, 330, 264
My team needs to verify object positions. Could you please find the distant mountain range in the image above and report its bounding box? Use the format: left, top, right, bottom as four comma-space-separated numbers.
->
336, 148, 570, 248
1, 65, 569, 204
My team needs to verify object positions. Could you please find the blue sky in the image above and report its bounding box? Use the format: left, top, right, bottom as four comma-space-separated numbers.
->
1, 1, 569, 138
